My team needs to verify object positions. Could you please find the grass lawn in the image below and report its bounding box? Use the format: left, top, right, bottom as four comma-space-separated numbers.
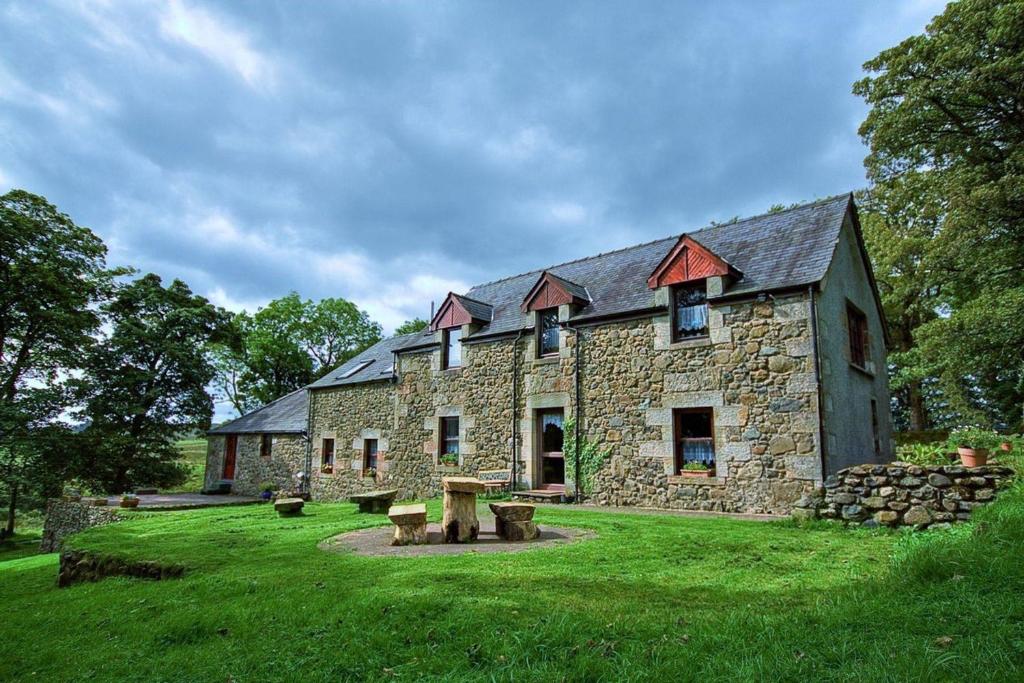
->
2, 492, 1023, 682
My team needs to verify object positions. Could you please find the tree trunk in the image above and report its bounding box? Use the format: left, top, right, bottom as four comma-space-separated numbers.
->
908, 380, 929, 432
2, 484, 16, 539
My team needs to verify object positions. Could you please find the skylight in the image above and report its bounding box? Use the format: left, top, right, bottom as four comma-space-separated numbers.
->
339, 359, 373, 378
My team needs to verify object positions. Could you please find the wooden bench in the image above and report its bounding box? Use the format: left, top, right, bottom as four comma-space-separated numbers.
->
489, 502, 539, 541
349, 489, 398, 513
478, 469, 512, 494
388, 503, 428, 546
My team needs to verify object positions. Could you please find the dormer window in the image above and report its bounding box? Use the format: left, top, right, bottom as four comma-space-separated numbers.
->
443, 327, 462, 369
672, 283, 708, 341
538, 309, 560, 356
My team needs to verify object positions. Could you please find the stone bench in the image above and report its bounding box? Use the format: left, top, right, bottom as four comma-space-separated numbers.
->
349, 489, 399, 514
489, 502, 539, 541
388, 503, 428, 546
274, 497, 304, 516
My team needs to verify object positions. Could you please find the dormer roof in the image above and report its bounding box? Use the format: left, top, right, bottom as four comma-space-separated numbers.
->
429, 292, 493, 331
520, 271, 590, 313
646, 234, 742, 289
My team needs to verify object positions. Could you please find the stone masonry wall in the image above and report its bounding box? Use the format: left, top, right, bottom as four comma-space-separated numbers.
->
204, 433, 305, 496
793, 462, 1014, 528
41, 499, 122, 552
308, 381, 397, 500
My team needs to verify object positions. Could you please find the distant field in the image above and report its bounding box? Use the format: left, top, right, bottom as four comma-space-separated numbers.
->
173, 438, 207, 492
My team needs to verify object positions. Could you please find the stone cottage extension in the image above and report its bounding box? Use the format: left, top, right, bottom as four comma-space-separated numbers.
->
205, 194, 893, 514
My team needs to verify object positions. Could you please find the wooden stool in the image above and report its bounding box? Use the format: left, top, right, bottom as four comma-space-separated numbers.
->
489, 502, 539, 541
388, 504, 428, 546
442, 477, 486, 543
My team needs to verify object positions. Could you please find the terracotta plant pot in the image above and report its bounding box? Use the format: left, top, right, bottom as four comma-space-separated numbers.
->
120, 498, 140, 508
957, 446, 989, 467
1000, 441, 1013, 453
680, 469, 715, 478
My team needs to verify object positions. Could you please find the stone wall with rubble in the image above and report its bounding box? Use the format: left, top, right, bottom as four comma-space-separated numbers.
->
583, 292, 824, 514
41, 499, 123, 552
308, 381, 397, 500
792, 462, 1014, 527
204, 433, 305, 496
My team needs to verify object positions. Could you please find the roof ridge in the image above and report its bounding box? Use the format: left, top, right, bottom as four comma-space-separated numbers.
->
466, 193, 851, 292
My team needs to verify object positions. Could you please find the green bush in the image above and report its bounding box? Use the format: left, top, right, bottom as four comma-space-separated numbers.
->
895, 442, 954, 467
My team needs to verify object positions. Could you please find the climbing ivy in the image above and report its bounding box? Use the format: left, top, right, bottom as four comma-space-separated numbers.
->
562, 417, 610, 496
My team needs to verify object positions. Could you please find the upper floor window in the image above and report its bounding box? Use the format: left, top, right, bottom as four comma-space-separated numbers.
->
538, 309, 560, 356
443, 327, 462, 369
847, 303, 869, 369
260, 434, 272, 459
672, 283, 708, 341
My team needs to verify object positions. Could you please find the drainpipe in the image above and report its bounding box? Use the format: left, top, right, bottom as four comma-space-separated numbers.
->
808, 286, 828, 480
302, 388, 313, 499
564, 323, 583, 503
510, 329, 524, 490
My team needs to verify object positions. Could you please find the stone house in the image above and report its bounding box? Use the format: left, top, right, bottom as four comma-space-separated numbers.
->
205, 194, 892, 514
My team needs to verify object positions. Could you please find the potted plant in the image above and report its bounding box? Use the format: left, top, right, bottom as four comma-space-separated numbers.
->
259, 482, 275, 502
439, 453, 459, 467
951, 427, 996, 467
364, 466, 377, 479
680, 461, 715, 478
120, 493, 140, 509
1000, 439, 1015, 453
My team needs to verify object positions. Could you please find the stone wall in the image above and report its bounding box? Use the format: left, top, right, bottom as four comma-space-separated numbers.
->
204, 433, 305, 496
41, 499, 122, 552
309, 381, 397, 500
793, 462, 1014, 528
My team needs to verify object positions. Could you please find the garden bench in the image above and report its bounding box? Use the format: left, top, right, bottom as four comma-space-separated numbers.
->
349, 489, 398, 513
489, 502, 539, 541
442, 477, 486, 543
387, 503, 428, 546
478, 469, 512, 494
274, 497, 304, 516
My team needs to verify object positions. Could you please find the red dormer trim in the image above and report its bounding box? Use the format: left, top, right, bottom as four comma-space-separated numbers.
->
520, 271, 589, 313
646, 235, 740, 289
429, 292, 491, 331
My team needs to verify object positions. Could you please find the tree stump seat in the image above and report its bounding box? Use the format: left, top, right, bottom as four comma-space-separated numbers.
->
442, 477, 486, 543
489, 502, 540, 541
349, 489, 399, 513
388, 503, 428, 546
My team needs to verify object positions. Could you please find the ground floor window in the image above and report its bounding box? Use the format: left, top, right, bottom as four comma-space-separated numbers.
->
439, 417, 459, 465
364, 438, 378, 472
321, 438, 335, 474
673, 408, 715, 474
260, 434, 272, 459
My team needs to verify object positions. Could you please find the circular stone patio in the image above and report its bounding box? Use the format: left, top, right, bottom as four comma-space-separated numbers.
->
319, 513, 594, 557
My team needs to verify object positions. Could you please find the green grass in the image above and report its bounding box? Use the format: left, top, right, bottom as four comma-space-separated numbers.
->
170, 438, 207, 493
2, 491, 1023, 682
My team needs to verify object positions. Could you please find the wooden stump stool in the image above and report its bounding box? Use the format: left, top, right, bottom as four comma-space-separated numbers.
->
442, 477, 486, 543
388, 504, 428, 546
274, 497, 304, 516
489, 502, 540, 541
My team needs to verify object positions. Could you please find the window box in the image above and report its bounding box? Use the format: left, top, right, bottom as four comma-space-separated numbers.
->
679, 468, 716, 478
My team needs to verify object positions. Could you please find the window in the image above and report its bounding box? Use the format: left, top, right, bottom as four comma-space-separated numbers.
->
672, 283, 708, 341
439, 417, 459, 465
340, 359, 373, 379
364, 438, 378, 471
538, 309, 560, 356
260, 434, 272, 459
847, 303, 869, 369
673, 408, 715, 474
321, 438, 335, 474
443, 328, 462, 369
870, 400, 881, 458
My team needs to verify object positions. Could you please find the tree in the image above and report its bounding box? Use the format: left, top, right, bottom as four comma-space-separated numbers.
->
0, 190, 120, 537
232, 293, 381, 408
854, 0, 1024, 430
78, 274, 232, 493
394, 318, 429, 336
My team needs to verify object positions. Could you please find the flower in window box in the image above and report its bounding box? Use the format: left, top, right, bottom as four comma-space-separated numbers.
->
439, 453, 459, 467
364, 467, 377, 479
321, 464, 334, 474
680, 461, 715, 478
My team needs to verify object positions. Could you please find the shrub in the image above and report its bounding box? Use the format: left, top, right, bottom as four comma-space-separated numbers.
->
895, 442, 953, 467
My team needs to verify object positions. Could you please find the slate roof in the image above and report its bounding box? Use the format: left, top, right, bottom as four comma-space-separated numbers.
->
307, 332, 421, 390
544, 272, 591, 302
402, 194, 853, 341
452, 293, 494, 322
209, 388, 308, 435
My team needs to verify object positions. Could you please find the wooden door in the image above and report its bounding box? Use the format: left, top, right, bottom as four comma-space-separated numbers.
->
223, 435, 237, 480
537, 409, 565, 490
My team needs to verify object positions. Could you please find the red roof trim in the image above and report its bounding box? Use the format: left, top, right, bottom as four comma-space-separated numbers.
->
520, 271, 589, 313
646, 235, 740, 289
429, 292, 492, 331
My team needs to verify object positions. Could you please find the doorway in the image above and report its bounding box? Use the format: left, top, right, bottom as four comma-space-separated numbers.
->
537, 408, 565, 490
222, 434, 237, 480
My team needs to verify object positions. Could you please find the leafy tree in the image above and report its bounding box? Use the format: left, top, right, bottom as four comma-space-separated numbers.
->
0, 190, 120, 537
394, 318, 429, 336
854, 0, 1024, 430
78, 274, 232, 493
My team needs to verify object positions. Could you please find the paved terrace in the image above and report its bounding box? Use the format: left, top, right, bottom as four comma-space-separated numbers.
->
106, 493, 260, 510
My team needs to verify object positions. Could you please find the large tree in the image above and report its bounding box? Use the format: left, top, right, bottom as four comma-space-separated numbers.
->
0, 190, 120, 537
394, 318, 429, 336
79, 274, 231, 493
854, 0, 1024, 430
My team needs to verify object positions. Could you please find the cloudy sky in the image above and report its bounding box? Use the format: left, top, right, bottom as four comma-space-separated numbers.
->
2, 1, 945, 334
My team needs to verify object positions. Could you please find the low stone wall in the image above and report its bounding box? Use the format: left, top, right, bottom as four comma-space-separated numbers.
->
58, 550, 184, 588
793, 462, 1014, 528
41, 499, 123, 552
